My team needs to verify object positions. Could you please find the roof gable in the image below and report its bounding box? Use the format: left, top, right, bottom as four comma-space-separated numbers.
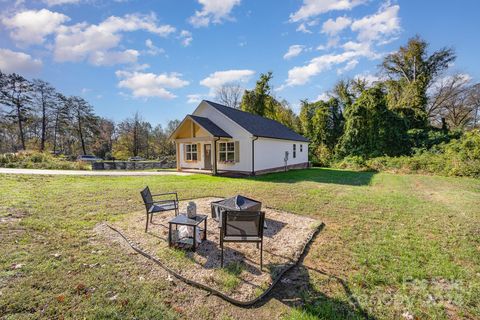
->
203, 100, 309, 142
188, 115, 231, 138
169, 114, 232, 140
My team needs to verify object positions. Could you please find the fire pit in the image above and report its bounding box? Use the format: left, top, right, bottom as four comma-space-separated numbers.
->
210, 195, 262, 224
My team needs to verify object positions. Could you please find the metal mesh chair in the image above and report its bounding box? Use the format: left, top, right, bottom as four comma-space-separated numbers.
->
140, 186, 179, 232
220, 210, 265, 271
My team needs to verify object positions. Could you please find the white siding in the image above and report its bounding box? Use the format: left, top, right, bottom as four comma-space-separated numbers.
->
216, 137, 252, 172
193, 102, 253, 172
254, 138, 309, 171
176, 101, 309, 173
179, 142, 205, 170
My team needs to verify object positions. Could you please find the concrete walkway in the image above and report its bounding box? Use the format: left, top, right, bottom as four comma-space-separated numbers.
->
0, 168, 192, 176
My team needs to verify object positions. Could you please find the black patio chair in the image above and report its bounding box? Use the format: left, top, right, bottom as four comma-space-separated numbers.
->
140, 186, 179, 232
220, 210, 265, 271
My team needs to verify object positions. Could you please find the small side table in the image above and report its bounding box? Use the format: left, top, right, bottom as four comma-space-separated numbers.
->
168, 214, 207, 252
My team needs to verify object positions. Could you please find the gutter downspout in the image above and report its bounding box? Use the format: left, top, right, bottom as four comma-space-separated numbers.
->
213, 137, 220, 176
251, 136, 258, 176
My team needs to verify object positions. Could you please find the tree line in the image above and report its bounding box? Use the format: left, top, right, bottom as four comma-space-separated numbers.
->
0, 72, 179, 160
1, 36, 479, 164
234, 36, 480, 165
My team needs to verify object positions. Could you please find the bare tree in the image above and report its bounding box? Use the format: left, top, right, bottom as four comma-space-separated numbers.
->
215, 83, 242, 109
429, 74, 478, 130
427, 74, 471, 126
469, 83, 480, 129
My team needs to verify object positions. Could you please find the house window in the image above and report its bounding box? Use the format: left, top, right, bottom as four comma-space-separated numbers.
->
185, 144, 198, 161
219, 142, 235, 162
293, 144, 296, 158
300, 144, 303, 152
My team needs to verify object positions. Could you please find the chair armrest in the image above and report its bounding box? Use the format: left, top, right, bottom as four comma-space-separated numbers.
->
152, 199, 177, 204
144, 199, 176, 205
152, 192, 178, 197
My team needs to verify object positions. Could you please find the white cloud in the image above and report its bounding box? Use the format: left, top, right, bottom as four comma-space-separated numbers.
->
341, 41, 379, 59
0, 48, 42, 74
189, 0, 241, 27
145, 39, 165, 56
296, 19, 319, 33
317, 37, 340, 51
354, 72, 381, 85
321, 16, 352, 36
337, 59, 358, 74
53, 13, 175, 65
2, 9, 69, 45
187, 94, 204, 104
179, 30, 193, 46
316, 92, 330, 101
200, 69, 254, 95
283, 45, 305, 60
351, 4, 401, 42
43, 0, 81, 6
281, 2, 402, 90
290, 0, 365, 22
296, 23, 312, 34
116, 70, 189, 99
89, 49, 139, 66
279, 42, 377, 89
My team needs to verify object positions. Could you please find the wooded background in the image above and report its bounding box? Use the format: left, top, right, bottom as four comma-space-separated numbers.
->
1, 37, 479, 165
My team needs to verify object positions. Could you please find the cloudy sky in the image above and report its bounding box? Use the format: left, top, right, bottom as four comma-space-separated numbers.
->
1, 0, 479, 126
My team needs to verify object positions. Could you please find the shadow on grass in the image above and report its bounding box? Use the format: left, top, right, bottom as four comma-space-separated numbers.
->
255, 224, 376, 320
248, 168, 377, 187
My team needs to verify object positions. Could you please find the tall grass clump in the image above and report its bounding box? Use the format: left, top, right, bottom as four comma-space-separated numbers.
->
0, 151, 91, 170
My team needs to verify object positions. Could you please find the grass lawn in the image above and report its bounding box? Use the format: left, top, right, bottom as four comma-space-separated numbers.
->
0, 168, 479, 319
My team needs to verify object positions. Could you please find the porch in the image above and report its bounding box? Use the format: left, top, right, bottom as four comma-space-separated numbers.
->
169, 115, 236, 175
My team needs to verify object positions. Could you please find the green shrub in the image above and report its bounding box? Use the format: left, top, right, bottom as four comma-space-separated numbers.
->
332, 130, 480, 178
0, 151, 91, 170
311, 144, 333, 167
407, 128, 461, 152
332, 155, 370, 171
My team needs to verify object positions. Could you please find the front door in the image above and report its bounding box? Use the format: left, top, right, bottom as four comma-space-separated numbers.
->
204, 144, 212, 170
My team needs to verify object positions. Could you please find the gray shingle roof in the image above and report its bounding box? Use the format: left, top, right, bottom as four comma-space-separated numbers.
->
204, 100, 309, 142
188, 115, 232, 138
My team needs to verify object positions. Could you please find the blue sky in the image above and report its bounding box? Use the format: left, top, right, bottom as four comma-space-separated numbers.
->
1, 0, 479, 127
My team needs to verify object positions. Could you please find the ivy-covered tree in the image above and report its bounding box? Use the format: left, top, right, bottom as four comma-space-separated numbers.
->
241, 72, 276, 118
337, 86, 409, 158
382, 36, 456, 129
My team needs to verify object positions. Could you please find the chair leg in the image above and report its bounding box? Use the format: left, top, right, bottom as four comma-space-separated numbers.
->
150, 213, 153, 223
145, 214, 149, 232
220, 241, 224, 268
260, 240, 263, 271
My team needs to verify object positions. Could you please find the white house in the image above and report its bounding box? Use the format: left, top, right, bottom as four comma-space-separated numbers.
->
169, 100, 309, 176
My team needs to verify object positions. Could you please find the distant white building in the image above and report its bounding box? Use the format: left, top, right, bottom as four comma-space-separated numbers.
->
169, 100, 309, 176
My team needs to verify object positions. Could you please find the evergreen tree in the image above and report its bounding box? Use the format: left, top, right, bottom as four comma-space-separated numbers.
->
0, 73, 33, 150
32, 79, 57, 151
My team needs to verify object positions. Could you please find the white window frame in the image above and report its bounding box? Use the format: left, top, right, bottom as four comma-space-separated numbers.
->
185, 144, 198, 161
219, 141, 235, 163
293, 144, 296, 158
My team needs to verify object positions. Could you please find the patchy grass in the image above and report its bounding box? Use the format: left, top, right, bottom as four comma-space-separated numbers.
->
0, 168, 479, 319
215, 262, 245, 293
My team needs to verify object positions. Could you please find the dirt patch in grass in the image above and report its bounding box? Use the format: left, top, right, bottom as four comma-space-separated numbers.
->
97, 197, 321, 302
0, 207, 28, 223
